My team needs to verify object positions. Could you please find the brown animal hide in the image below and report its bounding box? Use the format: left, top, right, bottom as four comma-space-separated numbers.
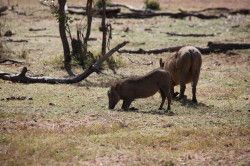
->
160, 46, 202, 102
108, 69, 171, 111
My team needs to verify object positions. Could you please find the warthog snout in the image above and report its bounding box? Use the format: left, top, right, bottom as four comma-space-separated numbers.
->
107, 88, 120, 109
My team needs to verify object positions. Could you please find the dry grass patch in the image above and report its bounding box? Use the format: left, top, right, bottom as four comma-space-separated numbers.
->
1, 125, 249, 165
0, 1, 250, 165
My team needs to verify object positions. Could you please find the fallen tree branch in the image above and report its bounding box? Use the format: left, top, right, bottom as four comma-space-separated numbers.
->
58, 3, 250, 19
65, 3, 250, 17
24, 35, 97, 41
67, 7, 121, 17
5, 39, 28, 43
65, 5, 224, 19
41, 1, 250, 20
207, 42, 250, 51
118, 46, 184, 54
229, 8, 250, 15
187, 7, 250, 15
0, 41, 128, 84
29, 28, 47, 31
68, 6, 86, 10
24, 35, 61, 38
0, 59, 24, 65
118, 42, 250, 55
116, 11, 224, 19
1, 96, 33, 101
164, 32, 216, 37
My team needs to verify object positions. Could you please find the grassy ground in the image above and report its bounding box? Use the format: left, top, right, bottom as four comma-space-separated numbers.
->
0, 0, 250, 165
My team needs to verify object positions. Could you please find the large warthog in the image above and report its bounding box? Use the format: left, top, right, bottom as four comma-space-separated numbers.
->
107, 69, 171, 111
159, 46, 202, 103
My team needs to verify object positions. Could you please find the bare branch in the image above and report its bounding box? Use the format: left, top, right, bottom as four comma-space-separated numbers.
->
0, 59, 24, 65
0, 41, 129, 84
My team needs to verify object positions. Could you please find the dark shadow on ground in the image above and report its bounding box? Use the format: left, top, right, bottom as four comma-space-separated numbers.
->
180, 98, 209, 108
172, 95, 209, 109
109, 97, 210, 116
113, 107, 176, 116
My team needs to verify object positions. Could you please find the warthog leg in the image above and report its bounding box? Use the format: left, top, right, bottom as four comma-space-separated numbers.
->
122, 99, 133, 110
191, 73, 199, 103
159, 89, 166, 110
159, 88, 171, 110
179, 82, 186, 99
179, 70, 189, 100
170, 84, 178, 98
166, 91, 171, 110
191, 85, 197, 103
191, 67, 201, 103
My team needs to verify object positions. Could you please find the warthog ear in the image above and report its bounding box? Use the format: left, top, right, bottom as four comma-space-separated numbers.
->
159, 58, 164, 68
114, 83, 120, 91
107, 89, 111, 96
174, 52, 178, 58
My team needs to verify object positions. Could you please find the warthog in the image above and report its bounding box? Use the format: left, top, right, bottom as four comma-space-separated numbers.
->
160, 46, 202, 103
108, 69, 171, 111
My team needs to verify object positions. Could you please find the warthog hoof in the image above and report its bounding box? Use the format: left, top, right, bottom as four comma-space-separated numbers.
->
178, 95, 187, 100
129, 107, 138, 111
192, 98, 198, 103
172, 92, 179, 98
165, 110, 175, 116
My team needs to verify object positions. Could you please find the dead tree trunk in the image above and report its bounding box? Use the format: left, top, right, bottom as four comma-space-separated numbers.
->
0, 41, 128, 84
84, 0, 93, 49
81, 0, 93, 66
101, 0, 107, 55
58, 0, 74, 76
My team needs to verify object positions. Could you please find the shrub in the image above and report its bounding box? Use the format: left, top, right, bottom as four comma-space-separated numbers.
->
0, 41, 12, 60
88, 50, 123, 72
0, 42, 5, 59
42, 54, 64, 69
144, 0, 160, 10
94, 0, 112, 9
106, 55, 123, 72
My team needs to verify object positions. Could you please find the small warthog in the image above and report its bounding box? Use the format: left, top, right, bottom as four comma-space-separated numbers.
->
107, 69, 171, 111
160, 46, 202, 103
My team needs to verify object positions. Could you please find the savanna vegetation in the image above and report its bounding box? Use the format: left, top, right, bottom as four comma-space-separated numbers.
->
0, 0, 249, 165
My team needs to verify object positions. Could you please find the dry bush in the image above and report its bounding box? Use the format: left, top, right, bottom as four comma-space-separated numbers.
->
145, 0, 160, 10
0, 41, 12, 60
94, 0, 112, 8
